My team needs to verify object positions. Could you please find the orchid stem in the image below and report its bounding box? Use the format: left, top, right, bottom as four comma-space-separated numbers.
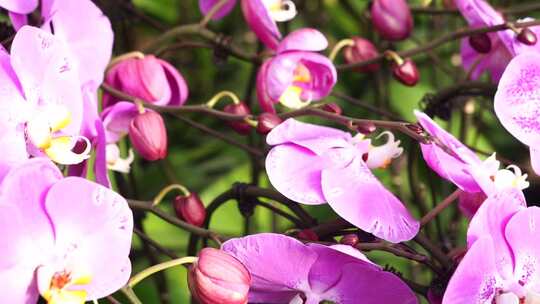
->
206, 91, 241, 108
128, 256, 198, 288
107, 51, 145, 71
152, 184, 191, 206
121, 287, 143, 304
329, 39, 354, 62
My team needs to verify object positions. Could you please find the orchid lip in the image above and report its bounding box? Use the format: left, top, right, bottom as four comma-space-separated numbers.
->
263, 0, 297, 22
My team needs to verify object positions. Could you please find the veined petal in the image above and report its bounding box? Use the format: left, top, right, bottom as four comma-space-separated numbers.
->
321, 157, 419, 243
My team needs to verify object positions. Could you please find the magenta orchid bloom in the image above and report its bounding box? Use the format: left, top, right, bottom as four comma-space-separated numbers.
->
103, 54, 189, 109
265, 118, 419, 243
222, 233, 418, 304
494, 52, 540, 176
0, 0, 38, 31
199, 0, 237, 20
416, 110, 529, 217
415, 110, 529, 217
241, 0, 297, 50
0, 158, 133, 303
442, 189, 540, 303
456, 0, 540, 82
257, 28, 337, 113
0, 26, 91, 168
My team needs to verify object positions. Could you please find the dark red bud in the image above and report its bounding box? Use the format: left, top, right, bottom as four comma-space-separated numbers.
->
173, 192, 206, 227
517, 28, 538, 46
321, 103, 342, 115
392, 59, 419, 86
356, 122, 377, 135
188, 248, 251, 304
297, 229, 319, 241
256, 113, 283, 135
343, 37, 381, 73
371, 0, 413, 41
224, 102, 252, 135
129, 111, 167, 161
468, 33, 492, 53
340, 234, 359, 247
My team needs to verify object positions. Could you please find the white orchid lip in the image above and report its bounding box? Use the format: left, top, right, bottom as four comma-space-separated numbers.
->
263, 0, 297, 22
25, 105, 91, 165
364, 131, 404, 169
106, 144, 135, 173
37, 264, 92, 304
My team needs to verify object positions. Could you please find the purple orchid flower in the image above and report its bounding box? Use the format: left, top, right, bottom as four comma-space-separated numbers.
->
257, 28, 337, 113
442, 188, 540, 303
265, 118, 419, 243
0, 158, 133, 303
241, 0, 297, 50
199, 0, 237, 20
103, 54, 189, 109
222, 233, 418, 304
415, 110, 529, 217
456, 0, 540, 82
494, 52, 540, 177
0, 26, 92, 168
0, 0, 38, 31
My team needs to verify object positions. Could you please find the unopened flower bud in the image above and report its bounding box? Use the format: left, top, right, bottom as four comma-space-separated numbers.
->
392, 59, 419, 86
174, 192, 206, 227
517, 28, 537, 46
371, 0, 413, 41
129, 111, 167, 161
321, 103, 342, 115
356, 122, 377, 135
257, 113, 283, 135
468, 33, 492, 53
297, 229, 319, 241
224, 102, 252, 135
340, 234, 359, 247
189, 248, 251, 304
343, 37, 381, 73
104, 53, 188, 108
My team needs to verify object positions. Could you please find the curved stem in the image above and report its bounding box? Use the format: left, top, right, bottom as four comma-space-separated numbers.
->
206, 91, 241, 108
153, 184, 191, 206
128, 256, 198, 288
328, 39, 354, 62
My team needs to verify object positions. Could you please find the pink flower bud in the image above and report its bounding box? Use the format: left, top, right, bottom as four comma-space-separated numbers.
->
468, 33, 492, 53
128, 111, 167, 161
189, 248, 251, 304
256, 113, 283, 135
343, 37, 381, 73
104, 54, 188, 108
322, 103, 342, 115
371, 0, 413, 41
340, 234, 359, 246
297, 229, 319, 241
223, 102, 252, 135
392, 59, 419, 86
174, 192, 206, 227
517, 28, 537, 46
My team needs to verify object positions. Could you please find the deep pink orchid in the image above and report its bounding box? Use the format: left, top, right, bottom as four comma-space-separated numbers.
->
456, 0, 540, 82
415, 110, 529, 217
442, 189, 540, 303
265, 118, 419, 243
241, 0, 297, 50
222, 233, 418, 304
103, 54, 189, 109
0, 158, 133, 303
257, 28, 337, 113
